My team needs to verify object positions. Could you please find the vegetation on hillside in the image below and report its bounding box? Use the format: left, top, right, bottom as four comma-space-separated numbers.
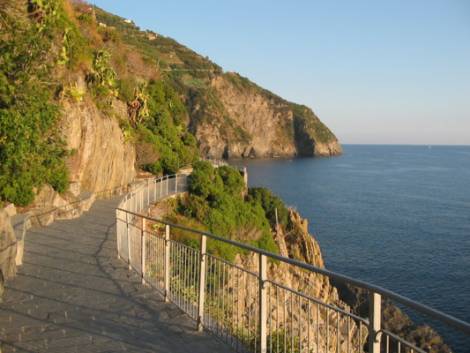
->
72, 1, 201, 176
165, 161, 284, 260
291, 103, 335, 144
137, 80, 199, 175
93, 5, 337, 155
1, 0, 336, 208
0, 0, 79, 205
0, 1, 201, 206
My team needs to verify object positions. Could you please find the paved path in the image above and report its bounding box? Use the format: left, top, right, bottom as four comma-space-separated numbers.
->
0, 197, 232, 353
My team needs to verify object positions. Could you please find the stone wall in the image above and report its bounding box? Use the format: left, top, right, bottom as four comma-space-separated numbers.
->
0, 205, 18, 301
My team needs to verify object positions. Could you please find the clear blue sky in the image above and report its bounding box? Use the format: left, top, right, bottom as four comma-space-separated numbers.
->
90, 0, 470, 145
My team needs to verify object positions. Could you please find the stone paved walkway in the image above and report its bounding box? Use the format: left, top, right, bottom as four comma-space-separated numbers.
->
0, 197, 232, 353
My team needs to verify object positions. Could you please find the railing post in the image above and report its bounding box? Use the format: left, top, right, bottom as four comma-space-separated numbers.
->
175, 175, 178, 193
197, 235, 207, 331
154, 178, 157, 201
147, 178, 150, 204
164, 224, 171, 303
259, 254, 268, 353
368, 292, 382, 353
116, 209, 121, 260
166, 176, 169, 195
141, 217, 147, 285
126, 212, 132, 270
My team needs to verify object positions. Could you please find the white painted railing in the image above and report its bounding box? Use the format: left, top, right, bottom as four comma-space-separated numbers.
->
116, 174, 470, 353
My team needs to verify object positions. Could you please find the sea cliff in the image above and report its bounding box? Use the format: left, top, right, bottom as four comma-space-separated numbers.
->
1, 0, 340, 211
0, 2, 449, 352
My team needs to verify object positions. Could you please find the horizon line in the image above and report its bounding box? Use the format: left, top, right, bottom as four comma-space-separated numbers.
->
342, 143, 470, 147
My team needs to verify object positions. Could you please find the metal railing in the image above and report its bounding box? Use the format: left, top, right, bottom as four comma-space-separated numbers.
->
115, 174, 470, 353
1, 181, 134, 275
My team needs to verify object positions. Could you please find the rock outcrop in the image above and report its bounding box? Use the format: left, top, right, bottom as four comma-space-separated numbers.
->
192, 74, 342, 159
61, 97, 136, 195
334, 284, 452, 353
22, 91, 136, 224
93, 8, 342, 161
223, 209, 365, 353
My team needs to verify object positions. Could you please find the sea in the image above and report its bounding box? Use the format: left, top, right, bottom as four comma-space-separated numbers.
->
230, 145, 470, 353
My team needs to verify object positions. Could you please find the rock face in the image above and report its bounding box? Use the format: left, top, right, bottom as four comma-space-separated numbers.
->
92, 7, 342, 161
196, 76, 297, 159
334, 284, 452, 353
23, 90, 136, 223
61, 95, 136, 195
230, 209, 365, 353
192, 74, 342, 159
14, 73, 137, 225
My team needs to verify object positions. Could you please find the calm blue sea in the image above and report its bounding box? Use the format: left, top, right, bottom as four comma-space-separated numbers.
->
231, 145, 470, 353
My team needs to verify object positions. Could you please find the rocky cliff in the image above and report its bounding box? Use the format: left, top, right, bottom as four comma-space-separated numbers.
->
151, 193, 366, 352
1, 0, 340, 210
229, 209, 365, 353
284, 210, 451, 353
93, 6, 342, 160
335, 284, 452, 353
192, 73, 341, 159
1, 0, 341, 313
61, 92, 136, 195
25, 86, 136, 220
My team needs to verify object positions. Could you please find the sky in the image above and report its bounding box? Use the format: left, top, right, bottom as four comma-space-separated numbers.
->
90, 0, 470, 145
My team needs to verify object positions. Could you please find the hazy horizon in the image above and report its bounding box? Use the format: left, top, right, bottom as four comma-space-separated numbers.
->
343, 143, 470, 146
90, 0, 470, 145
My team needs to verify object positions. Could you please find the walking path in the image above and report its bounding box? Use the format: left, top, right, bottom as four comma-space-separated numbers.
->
0, 197, 232, 353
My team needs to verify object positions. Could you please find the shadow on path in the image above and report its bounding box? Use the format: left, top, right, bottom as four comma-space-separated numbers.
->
0, 197, 232, 353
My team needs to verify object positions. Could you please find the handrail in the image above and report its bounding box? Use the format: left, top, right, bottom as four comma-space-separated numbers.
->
115, 173, 470, 353
379, 330, 427, 353
117, 206, 470, 335
16, 180, 135, 228
5, 180, 136, 271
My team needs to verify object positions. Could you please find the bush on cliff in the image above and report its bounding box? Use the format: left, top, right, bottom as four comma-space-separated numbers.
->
140, 80, 199, 175
176, 161, 278, 260
248, 187, 290, 229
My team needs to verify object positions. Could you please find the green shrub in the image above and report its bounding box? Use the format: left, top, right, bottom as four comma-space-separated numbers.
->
0, 87, 68, 206
0, 1, 70, 206
180, 162, 279, 260
65, 83, 86, 102
86, 50, 118, 101
217, 166, 245, 197
58, 24, 90, 68
160, 148, 179, 174
118, 76, 139, 102
187, 161, 223, 199
248, 187, 289, 229
143, 161, 163, 176
132, 80, 199, 175
77, 12, 94, 24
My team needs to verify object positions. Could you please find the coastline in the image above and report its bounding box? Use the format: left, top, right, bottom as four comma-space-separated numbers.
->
230, 146, 470, 352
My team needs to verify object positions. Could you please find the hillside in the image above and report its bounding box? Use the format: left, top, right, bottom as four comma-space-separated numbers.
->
0, 3, 453, 353
0, 0, 340, 208
93, 6, 341, 159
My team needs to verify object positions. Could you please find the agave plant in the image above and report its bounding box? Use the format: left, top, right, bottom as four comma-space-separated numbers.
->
127, 82, 150, 126
86, 50, 118, 99
27, 0, 59, 31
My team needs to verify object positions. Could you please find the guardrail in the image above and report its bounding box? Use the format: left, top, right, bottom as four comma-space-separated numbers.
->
5, 182, 133, 271
115, 174, 470, 353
